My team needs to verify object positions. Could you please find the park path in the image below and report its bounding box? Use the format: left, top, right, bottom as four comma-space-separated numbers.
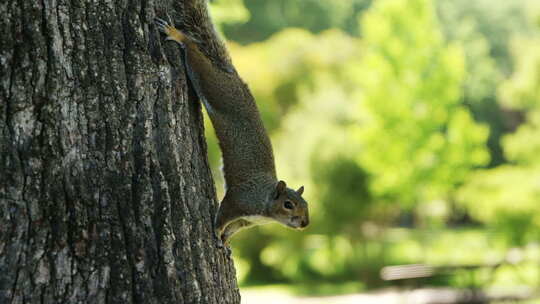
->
241, 287, 535, 304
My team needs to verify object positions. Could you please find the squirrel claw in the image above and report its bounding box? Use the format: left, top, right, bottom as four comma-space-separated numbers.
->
155, 17, 173, 36
155, 17, 185, 44
154, 17, 169, 29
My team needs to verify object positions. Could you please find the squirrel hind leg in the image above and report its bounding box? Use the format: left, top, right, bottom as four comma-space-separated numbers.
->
155, 18, 186, 44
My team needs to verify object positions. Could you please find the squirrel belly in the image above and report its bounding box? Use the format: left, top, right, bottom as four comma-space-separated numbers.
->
156, 10, 309, 246
242, 215, 274, 225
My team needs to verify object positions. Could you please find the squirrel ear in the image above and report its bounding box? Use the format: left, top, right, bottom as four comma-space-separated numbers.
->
297, 186, 304, 196
274, 180, 286, 200
277, 180, 287, 192
277, 180, 286, 193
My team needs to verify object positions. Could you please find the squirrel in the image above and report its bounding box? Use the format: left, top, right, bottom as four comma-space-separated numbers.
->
155, 1, 309, 247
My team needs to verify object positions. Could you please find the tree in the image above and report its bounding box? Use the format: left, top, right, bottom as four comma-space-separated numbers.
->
458, 36, 540, 245
352, 0, 489, 210
0, 0, 240, 303
436, 0, 533, 166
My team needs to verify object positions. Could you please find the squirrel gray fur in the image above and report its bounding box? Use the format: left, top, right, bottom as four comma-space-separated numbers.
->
155, 0, 310, 246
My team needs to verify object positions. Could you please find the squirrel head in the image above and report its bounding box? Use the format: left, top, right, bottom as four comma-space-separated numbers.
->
267, 180, 309, 229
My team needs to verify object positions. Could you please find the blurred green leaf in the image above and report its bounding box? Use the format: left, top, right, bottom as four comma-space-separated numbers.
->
353, 0, 489, 207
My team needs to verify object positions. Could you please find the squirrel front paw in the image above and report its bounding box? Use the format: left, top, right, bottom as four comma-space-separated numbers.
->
155, 17, 186, 44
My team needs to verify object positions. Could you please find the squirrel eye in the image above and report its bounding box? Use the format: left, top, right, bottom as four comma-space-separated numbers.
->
284, 201, 294, 210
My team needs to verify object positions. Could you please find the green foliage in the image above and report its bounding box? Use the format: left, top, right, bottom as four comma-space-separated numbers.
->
209, 0, 250, 27
458, 37, 540, 245
458, 166, 540, 245
436, 0, 533, 166
352, 0, 489, 206
221, 0, 372, 44
437, 0, 532, 74
499, 38, 540, 112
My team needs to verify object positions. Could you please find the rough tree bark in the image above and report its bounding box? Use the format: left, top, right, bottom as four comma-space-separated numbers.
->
0, 0, 240, 303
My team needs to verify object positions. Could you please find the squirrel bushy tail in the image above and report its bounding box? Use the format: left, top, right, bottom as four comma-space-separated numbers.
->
176, 0, 234, 73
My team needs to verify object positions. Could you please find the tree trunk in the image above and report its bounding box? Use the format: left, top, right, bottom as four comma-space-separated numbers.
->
0, 0, 240, 303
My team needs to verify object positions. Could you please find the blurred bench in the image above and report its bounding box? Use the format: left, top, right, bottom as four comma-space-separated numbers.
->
379, 251, 538, 303
380, 262, 503, 281
380, 248, 526, 283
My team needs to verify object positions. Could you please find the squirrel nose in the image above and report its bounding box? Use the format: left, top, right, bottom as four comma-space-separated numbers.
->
301, 218, 309, 228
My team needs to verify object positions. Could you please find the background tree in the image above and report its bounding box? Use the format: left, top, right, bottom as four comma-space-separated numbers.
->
458, 34, 540, 246
352, 0, 490, 211
0, 0, 239, 303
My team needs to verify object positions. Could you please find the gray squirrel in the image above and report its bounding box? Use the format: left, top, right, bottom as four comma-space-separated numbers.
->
155, 1, 309, 247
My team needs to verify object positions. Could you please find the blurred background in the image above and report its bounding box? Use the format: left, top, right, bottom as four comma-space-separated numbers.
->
207, 0, 540, 302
